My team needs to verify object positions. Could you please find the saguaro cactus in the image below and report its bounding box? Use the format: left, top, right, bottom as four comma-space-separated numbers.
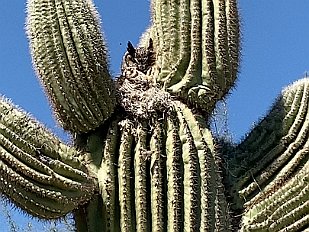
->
0, 1, 308, 232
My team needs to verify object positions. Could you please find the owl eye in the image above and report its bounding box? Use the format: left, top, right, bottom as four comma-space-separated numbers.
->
125, 53, 136, 66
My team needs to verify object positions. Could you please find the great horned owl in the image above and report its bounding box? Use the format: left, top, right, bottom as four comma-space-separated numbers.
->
121, 38, 155, 74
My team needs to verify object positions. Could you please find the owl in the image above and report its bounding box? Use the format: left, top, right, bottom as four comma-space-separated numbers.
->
121, 38, 155, 74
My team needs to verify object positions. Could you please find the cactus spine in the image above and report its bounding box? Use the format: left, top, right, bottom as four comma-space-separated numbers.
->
0, 0, 307, 231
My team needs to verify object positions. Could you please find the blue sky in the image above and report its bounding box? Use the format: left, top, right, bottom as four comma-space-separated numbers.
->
0, 0, 309, 230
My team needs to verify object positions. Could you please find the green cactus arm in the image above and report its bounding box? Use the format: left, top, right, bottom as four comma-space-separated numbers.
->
145, 0, 240, 115
26, 0, 116, 133
224, 78, 309, 231
0, 96, 97, 219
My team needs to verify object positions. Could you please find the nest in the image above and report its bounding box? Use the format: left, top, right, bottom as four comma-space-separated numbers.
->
116, 67, 172, 119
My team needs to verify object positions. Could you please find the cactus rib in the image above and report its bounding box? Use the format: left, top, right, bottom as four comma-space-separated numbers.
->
134, 122, 149, 231
118, 120, 135, 231
150, 120, 166, 232
168, 0, 202, 94
165, 111, 184, 231
176, 105, 201, 231
98, 120, 120, 231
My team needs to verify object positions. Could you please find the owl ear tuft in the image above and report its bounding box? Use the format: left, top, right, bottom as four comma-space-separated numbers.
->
127, 41, 136, 57
148, 38, 153, 51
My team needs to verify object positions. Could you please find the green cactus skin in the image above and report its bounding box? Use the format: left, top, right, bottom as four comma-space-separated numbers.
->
0, 96, 96, 219
225, 79, 309, 231
0, 0, 308, 231
27, 0, 116, 133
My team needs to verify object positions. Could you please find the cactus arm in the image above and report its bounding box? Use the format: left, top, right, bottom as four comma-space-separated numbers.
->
26, 0, 116, 133
225, 78, 309, 230
242, 163, 308, 231
149, 0, 240, 115
0, 96, 96, 219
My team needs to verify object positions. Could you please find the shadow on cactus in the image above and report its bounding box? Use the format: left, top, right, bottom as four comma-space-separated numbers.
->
0, 0, 307, 231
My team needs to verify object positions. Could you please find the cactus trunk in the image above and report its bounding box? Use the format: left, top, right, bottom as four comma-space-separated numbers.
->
72, 101, 231, 231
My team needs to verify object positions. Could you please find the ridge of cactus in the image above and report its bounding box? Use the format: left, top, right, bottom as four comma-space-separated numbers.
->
98, 120, 120, 231
149, 0, 240, 115
134, 122, 150, 231
26, 0, 116, 133
118, 119, 135, 231
0, 96, 97, 219
224, 78, 309, 231
165, 110, 184, 231
149, 119, 166, 231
